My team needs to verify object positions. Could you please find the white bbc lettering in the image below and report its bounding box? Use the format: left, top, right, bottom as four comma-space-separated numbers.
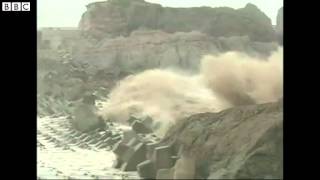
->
22, 2, 30, 11
12, 2, 21, 11
2, 2, 11, 11
2, 2, 30, 11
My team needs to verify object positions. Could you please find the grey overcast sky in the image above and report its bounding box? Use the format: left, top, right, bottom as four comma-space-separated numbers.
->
37, 0, 283, 28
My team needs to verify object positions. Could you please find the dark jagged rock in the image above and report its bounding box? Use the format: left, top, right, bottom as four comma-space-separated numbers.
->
113, 142, 130, 155
120, 143, 147, 171
152, 145, 175, 170
114, 139, 148, 171
112, 120, 162, 173
137, 160, 156, 179
131, 120, 153, 134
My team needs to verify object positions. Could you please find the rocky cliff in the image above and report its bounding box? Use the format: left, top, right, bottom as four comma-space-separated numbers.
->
73, 30, 278, 74
79, 0, 276, 42
38, 1, 281, 113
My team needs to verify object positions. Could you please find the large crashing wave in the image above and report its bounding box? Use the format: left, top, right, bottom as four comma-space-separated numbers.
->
98, 47, 283, 136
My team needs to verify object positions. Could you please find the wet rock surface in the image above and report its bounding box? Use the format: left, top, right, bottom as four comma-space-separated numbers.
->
105, 99, 282, 179
157, 99, 283, 179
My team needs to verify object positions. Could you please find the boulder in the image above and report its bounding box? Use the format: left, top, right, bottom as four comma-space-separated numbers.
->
71, 103, 104, 132
152, 145, 174, 170
131, 120, 153, 134
137, 160, 156, 179
120, 142, 147, 171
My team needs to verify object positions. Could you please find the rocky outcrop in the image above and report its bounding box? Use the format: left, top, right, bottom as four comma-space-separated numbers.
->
122, 99, 283, 179
73, 30, 278, 74
79, 0, 276, 42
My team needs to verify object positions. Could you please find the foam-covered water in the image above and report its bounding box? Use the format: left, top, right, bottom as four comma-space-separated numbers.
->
37, 116, 139, 179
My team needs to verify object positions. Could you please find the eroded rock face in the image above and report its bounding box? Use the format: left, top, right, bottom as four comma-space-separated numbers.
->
159, 99, 283, 179
79, 0, 276, 42
73, 30, 278, 74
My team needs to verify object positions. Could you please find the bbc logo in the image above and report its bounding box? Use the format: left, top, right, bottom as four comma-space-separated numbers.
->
2, 2, 30, 11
